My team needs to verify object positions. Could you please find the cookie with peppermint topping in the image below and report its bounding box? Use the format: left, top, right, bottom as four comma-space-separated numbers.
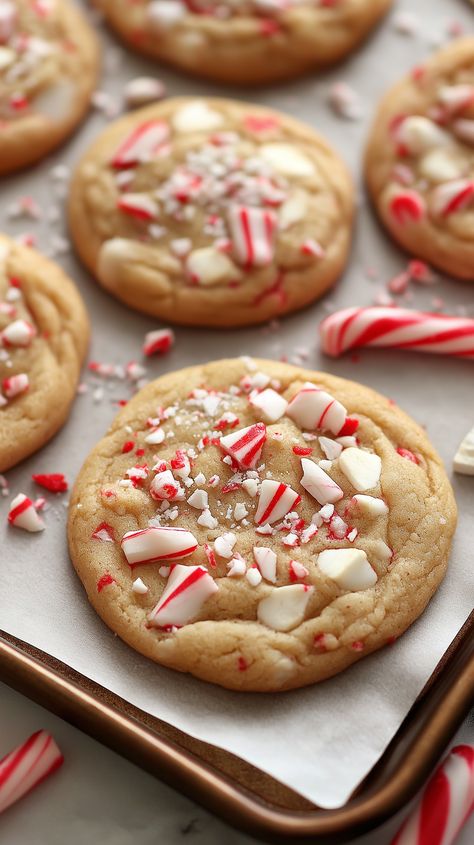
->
0, 0, 99, 175
366, 37, 474, 280
0, 233, 89, 471
69, 97, 354, 327
68, 358, 456, 692
95, 0, 392, 86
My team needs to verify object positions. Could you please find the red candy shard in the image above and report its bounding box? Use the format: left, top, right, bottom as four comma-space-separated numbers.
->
97, 573, 115, 592
337, 417, 359, 437
0, 730, 64, 815
92, 522, 115, 543
390, 191, 425, 224
32, 473, 68, 493
396, 447, 420, 464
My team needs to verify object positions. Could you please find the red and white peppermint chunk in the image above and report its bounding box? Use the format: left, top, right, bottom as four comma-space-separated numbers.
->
121, 526, 198, 567
150, 470, 182, 501
0, 2, 16, 44
250, 388, 288, 423
257, 584, 313, 632
396, 116, 450, 155
431, 179, 474, 217
286, 383, 347, 436
8, 493, 44, 532
254, 479, 301, 525
112, 120, 169, 168
220, 422, 266, 470
2, 373, 29, 399
1, 319, 36, 348
300, 458, 343, 506
143, 327, 175, 356
317, 549, 377, 591
117, 193, 158, 221
350, 494, 388, 517
253, 546, 277, 583
227, 205, 276, 268
147, 564, 218, 628
438, 83, 474, 114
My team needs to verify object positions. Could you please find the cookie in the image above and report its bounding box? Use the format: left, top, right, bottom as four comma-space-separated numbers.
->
365, 38, 474, 280
0, 0, 99, 175
0, 234, 89, 472
95, 0, 393, 86
68, 97, 354, 327
68, 358, 456, 693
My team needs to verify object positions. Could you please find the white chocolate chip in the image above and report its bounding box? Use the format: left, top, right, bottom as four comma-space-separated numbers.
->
257, 585, 313, 632
186, 247, 237, 286
250, 388, 288, 423
317, 548, 377, 591
351, 495, 389, 516
260, 144, 315, 177
453, 427, 474, 476
172, 101, 223, 133
338, 448, 381, 492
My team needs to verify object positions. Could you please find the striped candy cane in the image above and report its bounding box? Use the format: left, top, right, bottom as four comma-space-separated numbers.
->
0, 731, 63, 815
227, 205, 276, 268
391, 745, 474, 845
320, 307, 474, 359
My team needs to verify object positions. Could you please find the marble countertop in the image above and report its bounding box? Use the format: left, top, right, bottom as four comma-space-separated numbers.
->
0, 684, 472, 845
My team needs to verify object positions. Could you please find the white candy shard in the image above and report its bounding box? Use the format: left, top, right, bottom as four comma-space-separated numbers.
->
453, 427, 474, 476
300, 458, 343, 505
8, 494, 44, 533
319, 436, 343, 461
317, 549, 377, 591
150, 470, 180, 501
227, 557, 246, 577
148, 564, 217, 628
338, 448, 381, 492
186, 247, 236, 286
121, 526, 198, 567
1, 319, 35, 348
132, 577, 149, 595
187, 489, 209, 510
250, 388, 288, 423
286, 383, 347, 435
351, 494, 389, 516
258, 584, 313, 632
254, 480, 301, 525
112, 120, 169, 168
253, 546, 277, 583
227, 205, 276, 268
214, 532, 236, 559
220, 423, 267, 470
172, 101, 223, 133
260, 143, 315, 177
118, 193, 158, 221
145, 428, 165, 445
246, 567, 263, 587
431, 179, 474, 217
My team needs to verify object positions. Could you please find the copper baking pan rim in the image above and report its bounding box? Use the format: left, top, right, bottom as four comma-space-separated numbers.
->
0, 611, 473, 844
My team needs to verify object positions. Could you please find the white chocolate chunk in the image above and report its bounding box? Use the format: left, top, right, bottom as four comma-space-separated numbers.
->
278, 191, 308, 229
253, 546, 277, 583
351, 495, 389, 517
338, 448, 381, 492
0, 47, 15, 70
317, 549, 377, 591
187, 489, 209, 510
148, 1, 187, 29
419, 149, 462, 183
132, 578, 149, 595
172, 101, 223, 133
258, 585, 313, 632
300, 458, 343, 505
260, 144, 315, 177
186, 247, 237, 286
250, 388, 288, 423
453, 427, 474, 476
397, 116, 451, 155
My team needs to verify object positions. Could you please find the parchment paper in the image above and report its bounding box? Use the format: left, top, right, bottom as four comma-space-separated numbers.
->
1, 0, 473, 810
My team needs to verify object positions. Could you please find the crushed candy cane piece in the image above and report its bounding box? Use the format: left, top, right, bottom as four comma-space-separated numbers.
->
254, 479, 301, 525
286, 383, 347, 436
143, 328, 175, 356
338, 447, 381, 492
300, 458, 343, 506
257, 584, 313, 632
250, 388, 288, 423
32, 474, 68, 493
253, 546, 277, 583
148, 564, 217, 628
8, 493, 44, 532
220, 422, 266, 469
121, 526, 198, 567
0, 730, 63, 815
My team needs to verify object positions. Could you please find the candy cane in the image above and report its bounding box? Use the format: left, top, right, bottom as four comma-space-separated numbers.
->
391, 744, 474, 845
254, 479, 301, 525
121, 526, 198, 567
1, 319, 36, 348
320, 307, 474, 359
286, 382, 350, 436
148, 564, 218, 628
220, 423, 267, 470
143, 328, 175, 356
227, 205, 276, 268
112, 120, 170, 169
2, 373, 29, 398
8, 494, 44, 532
0, 731, 63, 815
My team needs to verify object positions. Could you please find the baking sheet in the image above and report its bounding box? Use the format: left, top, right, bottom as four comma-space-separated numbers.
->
1, 0, 473, 811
